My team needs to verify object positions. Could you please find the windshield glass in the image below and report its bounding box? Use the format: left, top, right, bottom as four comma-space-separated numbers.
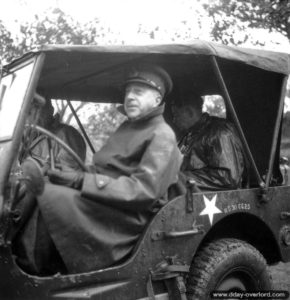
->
0, 61, 34, 140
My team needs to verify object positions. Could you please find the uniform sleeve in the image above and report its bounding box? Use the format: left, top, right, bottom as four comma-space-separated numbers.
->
81, 130, 182, 211
54, 125, 87, 171
184, 129, 245, 191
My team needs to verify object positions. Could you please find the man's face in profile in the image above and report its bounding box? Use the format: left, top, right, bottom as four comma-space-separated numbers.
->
35, 100, 54, 129
172, 104, 199, 131
124, 83, 161, 120
26, 105, 51, 129
37, 107, 53, 128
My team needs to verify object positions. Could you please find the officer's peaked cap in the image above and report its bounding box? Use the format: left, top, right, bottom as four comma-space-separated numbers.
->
126, 64, 173, 98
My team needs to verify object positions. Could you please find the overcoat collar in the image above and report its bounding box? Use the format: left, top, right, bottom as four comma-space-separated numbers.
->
117, 104, 165, 123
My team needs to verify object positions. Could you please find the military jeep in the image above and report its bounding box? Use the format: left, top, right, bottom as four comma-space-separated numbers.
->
0, 41, 289, 300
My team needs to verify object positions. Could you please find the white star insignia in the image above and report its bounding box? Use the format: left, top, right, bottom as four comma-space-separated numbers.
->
199, 194, 222, 225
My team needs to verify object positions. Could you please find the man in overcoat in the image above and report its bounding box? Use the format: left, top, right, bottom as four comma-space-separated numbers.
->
12, 99, 86, 267
15, 64, 182, 275
23, 99, 86, 170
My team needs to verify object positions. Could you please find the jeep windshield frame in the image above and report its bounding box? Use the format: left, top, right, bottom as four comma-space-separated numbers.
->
0, 60, 35, 141
0, 54, 44, 218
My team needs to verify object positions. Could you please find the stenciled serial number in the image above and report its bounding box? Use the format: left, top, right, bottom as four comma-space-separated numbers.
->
224, 203, 250, 213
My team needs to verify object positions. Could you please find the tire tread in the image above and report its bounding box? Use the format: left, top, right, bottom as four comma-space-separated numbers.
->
186, 238, 272, 299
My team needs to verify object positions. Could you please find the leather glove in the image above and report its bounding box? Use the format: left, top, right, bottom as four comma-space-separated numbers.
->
47, 169, 84, 190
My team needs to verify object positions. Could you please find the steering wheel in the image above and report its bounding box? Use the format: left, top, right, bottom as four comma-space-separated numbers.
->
26, 124, 88, 172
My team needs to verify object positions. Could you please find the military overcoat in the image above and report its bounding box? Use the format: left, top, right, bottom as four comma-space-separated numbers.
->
38, 105, 182, 273
29, 118, 86, 170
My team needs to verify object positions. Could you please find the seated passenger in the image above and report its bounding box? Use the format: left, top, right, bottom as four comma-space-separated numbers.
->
12, 99, 86, 268
22, 98, 86, 171
13, 64, 182, 275
171, 93, 246, 191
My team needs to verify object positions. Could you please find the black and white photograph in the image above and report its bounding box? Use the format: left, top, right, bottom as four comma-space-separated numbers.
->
0, 0, 289, 299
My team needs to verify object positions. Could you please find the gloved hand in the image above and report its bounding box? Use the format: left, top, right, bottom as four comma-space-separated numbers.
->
47, 169, 84, 190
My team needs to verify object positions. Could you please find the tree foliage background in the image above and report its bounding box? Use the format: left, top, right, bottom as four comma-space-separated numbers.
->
0, 1, 289, 154
203, 0, 290, 45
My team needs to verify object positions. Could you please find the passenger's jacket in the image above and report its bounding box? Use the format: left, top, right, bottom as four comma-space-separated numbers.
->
38, 105, 182, 273
179, 113, 246, 191
28, 116, 86, 170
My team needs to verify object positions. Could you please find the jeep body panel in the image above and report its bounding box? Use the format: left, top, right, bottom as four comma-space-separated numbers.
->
0, 187, 289, 299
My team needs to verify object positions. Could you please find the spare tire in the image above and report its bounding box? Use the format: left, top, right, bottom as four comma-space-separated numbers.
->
186, 238, 272, 300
